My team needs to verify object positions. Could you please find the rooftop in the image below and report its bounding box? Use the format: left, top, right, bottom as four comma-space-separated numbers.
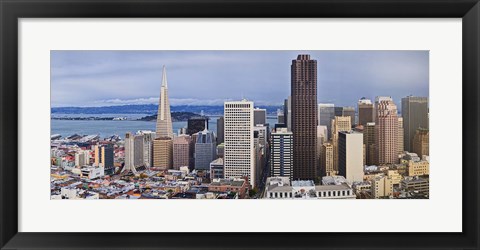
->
292, 180, 315, 187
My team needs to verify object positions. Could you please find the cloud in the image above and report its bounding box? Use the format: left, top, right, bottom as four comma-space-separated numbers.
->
51, 51, 429, 108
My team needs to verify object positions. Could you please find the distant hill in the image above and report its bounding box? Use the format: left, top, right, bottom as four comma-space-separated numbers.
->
51, 104, 282, 115
138, 112, 200, 122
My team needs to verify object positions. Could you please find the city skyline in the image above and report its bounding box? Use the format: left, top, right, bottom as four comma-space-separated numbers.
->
50, 52, 430, 200
51, 50, 429, 108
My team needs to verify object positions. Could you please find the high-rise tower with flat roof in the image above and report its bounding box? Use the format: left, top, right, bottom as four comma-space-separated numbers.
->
291, 54, 318, 180
402, 96, 428, 152
224, 100, 256, 187
375, 97, 399, 165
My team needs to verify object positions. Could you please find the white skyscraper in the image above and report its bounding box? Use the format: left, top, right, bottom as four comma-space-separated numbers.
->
137, 130, 156, 168
224, 100, 256, 187
338, 131, 364, 183
122, 132, 138, 174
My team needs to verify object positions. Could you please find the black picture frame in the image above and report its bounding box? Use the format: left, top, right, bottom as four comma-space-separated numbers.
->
1, 0, 479, 249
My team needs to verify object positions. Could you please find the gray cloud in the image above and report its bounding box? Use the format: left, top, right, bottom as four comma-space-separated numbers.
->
51, 51, 428, 107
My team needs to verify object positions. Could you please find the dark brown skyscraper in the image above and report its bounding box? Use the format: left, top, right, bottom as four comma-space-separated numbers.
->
358, 98, 374, 126
291, 54, 318, 180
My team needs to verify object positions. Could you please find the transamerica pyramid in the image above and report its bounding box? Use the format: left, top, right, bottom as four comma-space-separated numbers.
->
155, 66, 174, 138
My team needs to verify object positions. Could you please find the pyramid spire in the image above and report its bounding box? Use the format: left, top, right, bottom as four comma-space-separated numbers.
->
155, 66, 173, 139
162, 65, 168, 89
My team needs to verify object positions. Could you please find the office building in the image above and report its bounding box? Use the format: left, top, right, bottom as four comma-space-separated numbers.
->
195, 127, 216, 170
402, 96, 429, 151
270, 127, 293, 179
138, 130, 155, 168
321, 142, 334, 176
224, 100, 256, 187
358, 98, 374, 126
291, 54, 318, 180
375, 97, 399, 165
413, 128, 429, 157
254, 108, 267, 125
363, 122, 376, 165
343, 107, 356, 126
155, 66, 174, 139
397, 117, 404, 155
173, 135, 191, 170
317, 125, 328, 146
94, 144, 114, 175
153, 137, 173, 170
216, 143, 225, 158
338, 131, 364, 183
254, 125, 268, 148
401, 177, 429, 197
406, 155, 430, 176
318, 103, 335, 139
372, 175, 393, 198
121, 134, 145, 173
332, 116, 351, 171
75, 150, 90, 167
216, 116, 224, 145
277, 110, 285, 124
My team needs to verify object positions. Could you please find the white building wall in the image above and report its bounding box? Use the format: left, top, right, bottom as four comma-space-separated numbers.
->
224, 100, 255, 188
345, 132, 364, 183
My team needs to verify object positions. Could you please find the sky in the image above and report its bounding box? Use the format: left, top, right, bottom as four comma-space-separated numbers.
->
51, 50, 429, 108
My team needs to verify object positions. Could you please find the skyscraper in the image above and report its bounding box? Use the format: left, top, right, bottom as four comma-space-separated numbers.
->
286, 96, 292, 131
94, 144, 113, 171
397, 117, 404, 155
270, 127, 293, 179
331, 116, 351, 171
358, 98, 374, 126
138, 130, 155, 168
413, 128, 429, 157
123, 133, 144, 170
291, 54, 318, 180
363, 122, 376, 165
316, 125, 328, 175
153, 66, 174, 171
224, 100, 255, 187
320, 142, 334, 176
254, 108, 267, 125
155, 65, 173, 139
153, 137, 173, 170
277, 110, 285, 124
343, 107, 356, 126
338, 131, 364, 183
216, 116, 224, 145
402, 96, 429, 152
195, 127, 216, 170
375, 97, 399, 165
318, 103, 335, 140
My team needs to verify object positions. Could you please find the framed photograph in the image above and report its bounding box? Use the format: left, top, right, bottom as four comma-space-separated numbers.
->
1, 0, 479, 249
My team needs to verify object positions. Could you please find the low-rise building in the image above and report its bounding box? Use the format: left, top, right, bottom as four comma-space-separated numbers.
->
371, 175, 393, 199
407, 159, 429, 177
210, 158, 224, 179
208, 178, 249, 199
401, 177, 429, 197
80, 166, 104, 180
265, 177, 355, 199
